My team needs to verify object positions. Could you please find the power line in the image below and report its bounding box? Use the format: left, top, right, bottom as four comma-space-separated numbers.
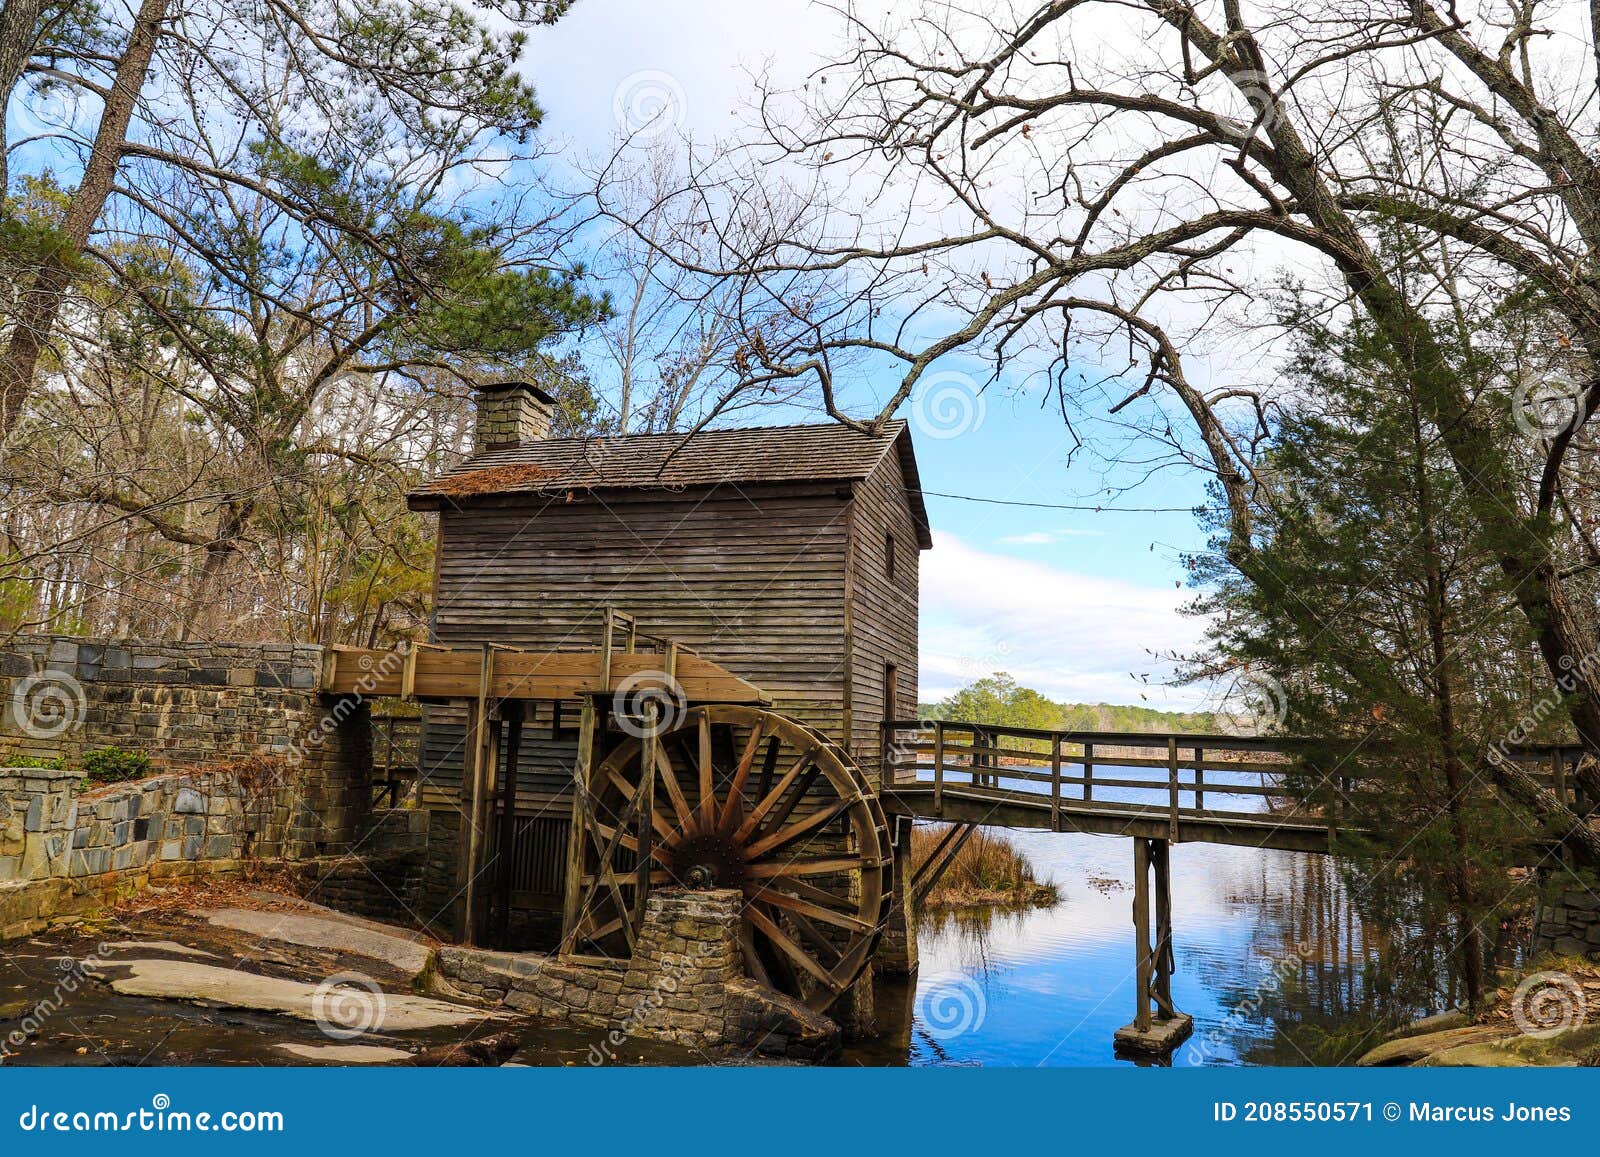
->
917, 489, 1197, 513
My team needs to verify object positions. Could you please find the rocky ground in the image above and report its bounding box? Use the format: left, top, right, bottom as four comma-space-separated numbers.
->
1357, 957, 1600, 1067
0, 877, 699, 1066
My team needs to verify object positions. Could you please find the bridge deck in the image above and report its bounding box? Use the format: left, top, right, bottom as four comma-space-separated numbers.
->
882, 783, 1341, 854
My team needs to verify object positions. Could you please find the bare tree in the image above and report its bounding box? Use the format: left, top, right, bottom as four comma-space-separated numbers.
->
637, 0, 1600, 808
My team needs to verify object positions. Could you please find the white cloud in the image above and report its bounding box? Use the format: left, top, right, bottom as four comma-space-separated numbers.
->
919, 533, 1210, 708
995, 529, 1106, 546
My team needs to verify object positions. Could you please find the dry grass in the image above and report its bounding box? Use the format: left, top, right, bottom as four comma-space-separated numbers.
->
910, 825, 1059, 909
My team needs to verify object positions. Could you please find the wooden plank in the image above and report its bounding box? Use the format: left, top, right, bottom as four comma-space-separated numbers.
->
455, 644, 496, 945
933, 721, 945, 818
558, 695, 597, 954
1051, 733, 1062, 832
494, 700, 524, 948
323, 645, 768, 705
1167, 737, 1179, 842
1152, 839, 1176, 1018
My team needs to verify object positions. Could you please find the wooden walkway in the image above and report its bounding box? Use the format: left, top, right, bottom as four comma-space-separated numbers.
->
877, 719, 1583, 855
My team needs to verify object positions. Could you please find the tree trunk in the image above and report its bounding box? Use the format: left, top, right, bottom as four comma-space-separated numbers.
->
0, 0, 169, 438
0, 0, 46, 193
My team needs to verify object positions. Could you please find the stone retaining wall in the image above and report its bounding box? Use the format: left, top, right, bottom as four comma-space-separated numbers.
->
436, 889, 841, 1060
0, 764, 282, 939
0, 634, 385, 938
0, 634, 372, 858
291, 810, 430, 923
1532, 885, 1600, 957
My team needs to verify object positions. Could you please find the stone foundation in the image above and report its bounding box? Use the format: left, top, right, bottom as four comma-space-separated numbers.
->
287, 810, 431, 924
435, 889, 842, 1061
1532, 885, 1600, 957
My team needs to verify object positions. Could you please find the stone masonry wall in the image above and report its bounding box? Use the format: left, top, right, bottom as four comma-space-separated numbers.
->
290, 809, 430, 923
0, 634, 382, 938
436, 889, 842, 1060
1532, 885, 1600, 958
0, 765, 279, 939
0, 635, 370, 857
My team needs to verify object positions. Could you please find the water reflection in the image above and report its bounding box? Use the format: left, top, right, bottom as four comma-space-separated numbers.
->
847, 818, 1465, 1067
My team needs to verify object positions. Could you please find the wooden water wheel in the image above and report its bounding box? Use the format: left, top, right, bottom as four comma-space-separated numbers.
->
567, 703, 892, 1012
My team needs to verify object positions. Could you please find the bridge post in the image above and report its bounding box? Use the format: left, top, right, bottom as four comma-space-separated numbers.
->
873, 814, 920, 977
1115, 836, 1192, 1055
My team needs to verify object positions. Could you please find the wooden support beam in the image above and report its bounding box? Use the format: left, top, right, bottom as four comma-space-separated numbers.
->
1132, 837, 1152, 1033
1083, 741, 1094, 803
559, 695, 599, 955
455, 644, 497, 945
910, 822, 979, 906
933, 721, 945, 818
495, 700, 524, 948
1151, 838, 1176, 1019
1050, 734, 1062, 833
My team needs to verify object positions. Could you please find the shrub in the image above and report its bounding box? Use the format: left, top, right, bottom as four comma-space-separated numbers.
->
80, 747, 154, 786
2, 754, 65, 769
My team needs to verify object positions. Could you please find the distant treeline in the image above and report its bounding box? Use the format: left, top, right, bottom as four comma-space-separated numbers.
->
916, 673, 1218, 734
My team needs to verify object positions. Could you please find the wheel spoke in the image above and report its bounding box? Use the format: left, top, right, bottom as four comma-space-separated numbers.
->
601, 764, 678, 842
651, 746, 695, 831
743, 795, 853, 860
747, 904, 842, 991
698, 714, 716, 828
718, 722, 766, 832
752, 762, 821, 842
745, 856, 862, 879
749, 876, 860, 914
746, 885, 873, 934
733, 745, 819, 842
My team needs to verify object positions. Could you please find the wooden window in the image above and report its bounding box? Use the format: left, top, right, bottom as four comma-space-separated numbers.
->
883, 662, 899, 723
884, 529, 896, 579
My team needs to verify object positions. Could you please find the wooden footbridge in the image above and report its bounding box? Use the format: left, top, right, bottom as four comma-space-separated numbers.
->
875, 717, 1587, 1052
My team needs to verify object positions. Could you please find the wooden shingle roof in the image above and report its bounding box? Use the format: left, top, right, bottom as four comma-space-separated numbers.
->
408, 420, 932, 547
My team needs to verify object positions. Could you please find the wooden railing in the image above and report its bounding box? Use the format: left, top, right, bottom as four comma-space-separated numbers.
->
370, 712, 424, 808
879, 719, 1589, 838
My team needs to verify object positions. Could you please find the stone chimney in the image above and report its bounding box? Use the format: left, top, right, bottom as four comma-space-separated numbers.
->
472, 380, 554, 452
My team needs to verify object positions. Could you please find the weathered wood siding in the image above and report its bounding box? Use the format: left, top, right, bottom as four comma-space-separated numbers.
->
845, 451, 922, 779
421, 482, 852, 799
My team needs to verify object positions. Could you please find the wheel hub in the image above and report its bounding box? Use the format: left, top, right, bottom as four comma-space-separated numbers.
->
669, 833, 747, 889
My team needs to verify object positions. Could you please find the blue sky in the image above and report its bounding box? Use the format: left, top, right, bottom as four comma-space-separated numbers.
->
515, 1, 1220, 708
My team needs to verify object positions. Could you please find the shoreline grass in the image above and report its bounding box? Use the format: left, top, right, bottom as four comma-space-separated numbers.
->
910, 825, 1060, 909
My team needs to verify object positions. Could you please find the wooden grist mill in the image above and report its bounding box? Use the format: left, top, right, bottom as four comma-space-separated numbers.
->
320, 383, 932, 1019
323, 609, 898, 1014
